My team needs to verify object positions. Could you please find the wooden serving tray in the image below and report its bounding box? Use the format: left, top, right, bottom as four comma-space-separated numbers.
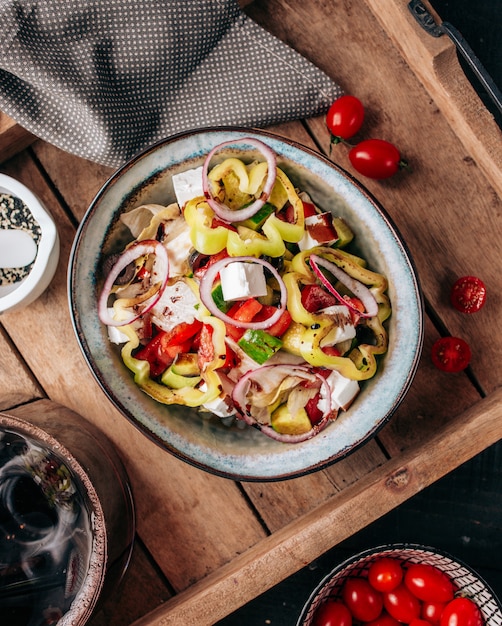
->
0, 1, 500, 624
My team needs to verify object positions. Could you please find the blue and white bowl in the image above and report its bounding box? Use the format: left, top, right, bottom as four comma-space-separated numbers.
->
68, 127, 423, 481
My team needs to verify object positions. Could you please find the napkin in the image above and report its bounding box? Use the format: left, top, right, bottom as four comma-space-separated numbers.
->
0, 0, 343, 167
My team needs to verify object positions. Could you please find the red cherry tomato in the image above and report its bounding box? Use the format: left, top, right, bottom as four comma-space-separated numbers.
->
368, 558, 404, 592
326, 95, 365, 141
343, 578, 384, 622
367, 613, 401, 626
422, 601, 447, 624
431, 336, 472, 373
314, 601, 353, 626
440, 598, 484, 626
383, 584, 421, 623
349, 139, 403, 180
410, 620, 435, 626
404, 564, 455, 603
450, 276, 487, 314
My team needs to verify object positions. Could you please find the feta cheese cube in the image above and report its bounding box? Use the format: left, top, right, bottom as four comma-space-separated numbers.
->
318, 369, 360, 412
172, 166, 204, 208
202, 394, 237, 418
319, 305, 356, 346
199, 382, 237, 417
219, 261, 268, 302
107, 318, 130, 344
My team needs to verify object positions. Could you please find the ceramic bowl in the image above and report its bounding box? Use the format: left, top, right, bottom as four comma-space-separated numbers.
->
68, 127, 423, 481
0, 173, 60, 314
297, 544, 502, 625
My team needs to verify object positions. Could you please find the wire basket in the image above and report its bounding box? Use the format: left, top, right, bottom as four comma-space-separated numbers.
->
297, 544, 502, 626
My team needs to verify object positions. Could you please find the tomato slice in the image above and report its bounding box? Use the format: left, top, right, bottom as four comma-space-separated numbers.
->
193, 249, 229, 279
135, 320, 203, 376
252, 305, 292, 337
431, 336, 471, 373
450, 276, 487, 313
224, 298, 264, 340
301, 284, 339, 312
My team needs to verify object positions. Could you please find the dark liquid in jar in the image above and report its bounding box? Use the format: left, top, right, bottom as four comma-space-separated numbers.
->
0, 429, 93, 625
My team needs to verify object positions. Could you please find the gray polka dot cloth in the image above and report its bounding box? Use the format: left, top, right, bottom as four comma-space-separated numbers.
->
0, 0, 343, 167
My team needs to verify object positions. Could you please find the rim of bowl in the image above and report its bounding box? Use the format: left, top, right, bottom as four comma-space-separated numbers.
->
296, 543, 502, 626
0, 173, 60, 313
0, 413, 108, 625
68, 126, 424, 481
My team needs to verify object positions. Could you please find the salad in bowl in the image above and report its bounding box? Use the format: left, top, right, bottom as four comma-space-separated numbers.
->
69, 128, 422, 480
98, 138, 391, 444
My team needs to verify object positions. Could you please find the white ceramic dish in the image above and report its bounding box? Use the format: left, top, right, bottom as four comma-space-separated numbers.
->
0, 174, 59, 314
68, 127, 423, 481
297, 544, 502, 626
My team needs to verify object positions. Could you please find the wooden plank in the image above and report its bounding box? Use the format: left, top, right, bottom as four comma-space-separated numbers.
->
129, 387, 502, 626
377, 316, 480, 455
243, 440, 386, 532
0, 112, 35, 163
0, 326, 42, 410
364, 0, 502, 198
89, 541, 174, 626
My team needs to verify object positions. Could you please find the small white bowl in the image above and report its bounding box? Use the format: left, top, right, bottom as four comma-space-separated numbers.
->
0, 173, 59, 314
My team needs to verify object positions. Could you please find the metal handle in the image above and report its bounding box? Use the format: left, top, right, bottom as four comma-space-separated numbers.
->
408, 0, 502, 116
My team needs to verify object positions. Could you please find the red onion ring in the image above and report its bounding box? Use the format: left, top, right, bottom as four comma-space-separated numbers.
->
310, 254, 378, 318
201, 138, 277, 223
98, 239, 169, 327
232, 364, 334, 443
199, 256, 287, 329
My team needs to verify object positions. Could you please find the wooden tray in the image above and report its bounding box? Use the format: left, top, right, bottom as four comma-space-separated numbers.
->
1, 1, 501, 624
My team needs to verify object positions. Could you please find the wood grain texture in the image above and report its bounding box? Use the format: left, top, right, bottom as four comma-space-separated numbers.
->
0, 112, 35, 163
130, 388, 502, 625
0, 326, 42, 410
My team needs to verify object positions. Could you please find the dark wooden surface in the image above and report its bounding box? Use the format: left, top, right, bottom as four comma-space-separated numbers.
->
218, 1, 502, 623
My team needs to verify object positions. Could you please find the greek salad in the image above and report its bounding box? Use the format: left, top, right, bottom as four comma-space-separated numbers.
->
98, 138, 391, 443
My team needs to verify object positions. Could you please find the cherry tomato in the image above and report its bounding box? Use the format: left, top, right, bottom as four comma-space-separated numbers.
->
343, 578, 384, 622
367, 613, 401, 626
383, 584, 421, 623
422, 601, 447, 624
368, 558, 404, 592
440, 598, 484, 626
326, 95, 365, 141
450, 276, 487, 314
349, 139, 403, 180
314, 600, 353, 626
410, 620, 435, 626
404, 564, 455, 603
408, 617, 432, 626
431, 336, 472, 373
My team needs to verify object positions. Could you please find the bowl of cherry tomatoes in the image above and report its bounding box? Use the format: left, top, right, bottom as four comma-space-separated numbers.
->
297, 544, 501, 626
